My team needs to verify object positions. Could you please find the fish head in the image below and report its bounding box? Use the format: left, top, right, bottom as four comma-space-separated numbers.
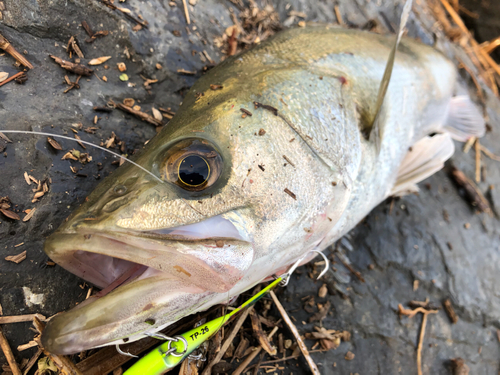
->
42, 61, 356, 354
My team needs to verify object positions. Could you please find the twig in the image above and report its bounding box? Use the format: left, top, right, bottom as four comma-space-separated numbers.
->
417, 313, 430, 375
479, 144, 500, 161
0, 71, 25, 88
0, 33, 33, 69
335, 253, 365, 282
334, 5, 345, 27
475, 139, 481, 182
50, 55, 93, 76
398, 304, 438, 375
449, 166, 492, 216
110, 100, 162, 127
201, 306, 254, 375
0, 326, 22, 375
270, 291, 320, 375
249, 309, 276, 355
233, 347, 262, 375
0, 314, 46, 324
457, 60, 484, 103
17, 340, 37, 351
100, 0, 148, 28
33, 317, 83, 375
234, 322, 279, 375
440, 0, 500, 95
462, 136, 476, 154
23, 347, 43, 375
182, 0, 191, 24
252, 351, 265, 375
443, 299, 458, 324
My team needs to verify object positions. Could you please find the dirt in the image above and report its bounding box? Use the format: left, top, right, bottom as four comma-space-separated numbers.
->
1, 0, 500, 374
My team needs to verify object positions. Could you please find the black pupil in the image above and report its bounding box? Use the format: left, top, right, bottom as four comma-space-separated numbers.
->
179, 155, 209, 186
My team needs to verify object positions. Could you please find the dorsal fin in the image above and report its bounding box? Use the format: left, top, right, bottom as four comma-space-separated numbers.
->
369, 0, 413, 148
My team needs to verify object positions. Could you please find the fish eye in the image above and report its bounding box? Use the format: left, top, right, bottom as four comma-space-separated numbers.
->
162, 138, 222, 191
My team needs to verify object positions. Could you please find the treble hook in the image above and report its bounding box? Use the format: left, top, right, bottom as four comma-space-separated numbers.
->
116, 343, 138, 358
279, 249, 330, 286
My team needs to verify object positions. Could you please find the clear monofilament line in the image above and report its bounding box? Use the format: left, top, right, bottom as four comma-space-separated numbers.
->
0, 130, 164, 184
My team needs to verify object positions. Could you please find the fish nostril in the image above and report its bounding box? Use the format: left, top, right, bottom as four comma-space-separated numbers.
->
113, 185, 127, 196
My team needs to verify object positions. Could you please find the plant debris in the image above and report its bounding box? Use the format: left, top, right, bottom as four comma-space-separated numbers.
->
253, 101, 278, 116
215, 2, 281, 56
451, 357, 470, 375
5, 251, 26, 264
89, 56, 112, 65
50, 55, 93, 76
443, 299, 458, 324
82, 20, 109, 43
0, 197, 20, 220
449, 166, 492, 216
47, 137, 62, 151
67, 36, 84, 59
398, 303, 439, 375
0, 326, 22, 375
110, 100, 163, 127
0, 33, 33, 69
0, 71, 27, 87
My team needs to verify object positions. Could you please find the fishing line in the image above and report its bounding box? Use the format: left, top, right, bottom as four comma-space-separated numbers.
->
0, 130, 210, 217
0, 130, 164, 184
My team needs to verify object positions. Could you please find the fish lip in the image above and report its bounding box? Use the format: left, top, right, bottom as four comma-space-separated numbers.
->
41, 229, 253, 354
40, 272, 215, 354
45, 229, 250, 289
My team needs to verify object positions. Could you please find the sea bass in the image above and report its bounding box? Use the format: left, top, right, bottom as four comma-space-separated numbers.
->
41, 25, 484, 354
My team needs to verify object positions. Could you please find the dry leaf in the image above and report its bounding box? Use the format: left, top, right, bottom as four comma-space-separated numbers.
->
117, 62, 127, 72
156, 63, 163, 70
88, 56, 112, 65
23, 208, 36, 222
74, 134, 86, 149
0, 132, 12, 143
24, 172, 31, 185
1, 209, 20, 220
33, 191, 44, 199
47, 137, 62, 150
117, 6, 131, 13
5, 251, 26, 264
61, 152, 78, 161
123, 98, 135, 107
152, 107, 162, 121
318, 284, 328, 298
0, 72, 8, 83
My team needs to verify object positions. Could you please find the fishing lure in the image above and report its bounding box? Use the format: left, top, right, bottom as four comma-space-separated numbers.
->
123, 250, 329, 375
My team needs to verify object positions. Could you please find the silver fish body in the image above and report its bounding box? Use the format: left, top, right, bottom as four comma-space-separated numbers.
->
42, 26, 460, 353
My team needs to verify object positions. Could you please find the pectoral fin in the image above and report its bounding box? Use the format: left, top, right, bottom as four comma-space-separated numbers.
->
444, 96, 485, 142
391, 133, 454, 196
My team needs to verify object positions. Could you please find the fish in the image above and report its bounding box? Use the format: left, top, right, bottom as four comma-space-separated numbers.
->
41, 24, 484, 354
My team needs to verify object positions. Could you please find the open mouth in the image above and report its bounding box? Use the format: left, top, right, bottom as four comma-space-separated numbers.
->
49, 214, 250, 292
41, 215, 254, 354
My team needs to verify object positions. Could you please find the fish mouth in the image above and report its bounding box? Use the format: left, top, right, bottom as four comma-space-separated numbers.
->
41, 215, 253, 354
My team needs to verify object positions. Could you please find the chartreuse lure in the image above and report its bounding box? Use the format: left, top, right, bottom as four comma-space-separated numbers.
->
124, 277, 283, 375
124, 250, 328, 375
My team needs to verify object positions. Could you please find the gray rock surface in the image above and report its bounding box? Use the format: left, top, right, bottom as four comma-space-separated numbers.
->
0, 0, 499, 374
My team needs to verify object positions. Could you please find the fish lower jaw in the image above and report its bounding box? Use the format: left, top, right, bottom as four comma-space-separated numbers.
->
41, 231, 254, 353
